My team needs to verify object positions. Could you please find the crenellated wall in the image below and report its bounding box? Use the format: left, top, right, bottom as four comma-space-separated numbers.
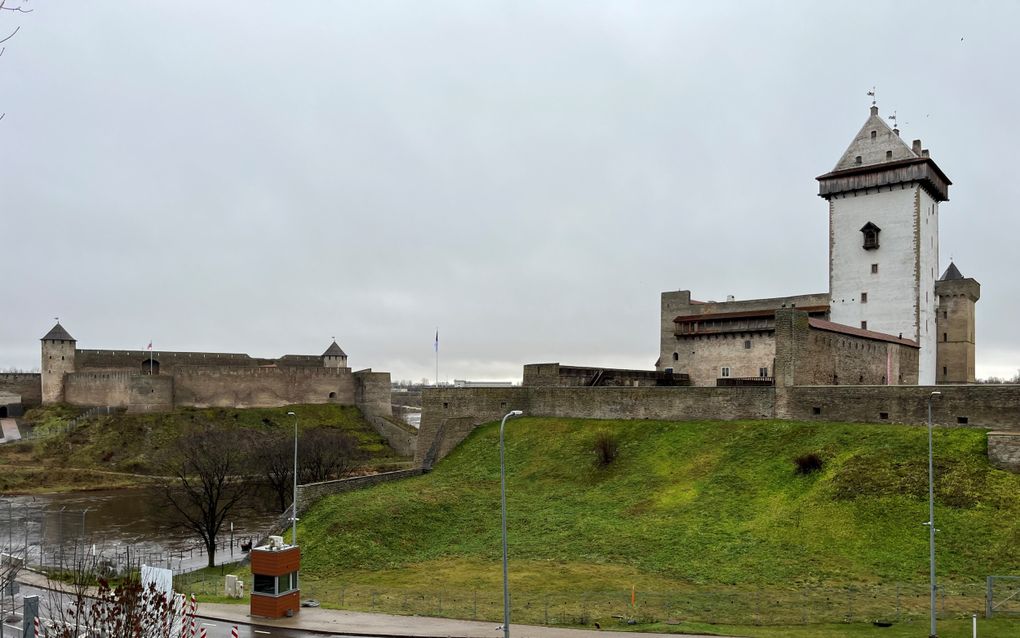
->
172, 366, 354, 409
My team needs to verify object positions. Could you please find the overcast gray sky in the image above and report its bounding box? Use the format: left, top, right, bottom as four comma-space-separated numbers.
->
2, 1, 1018, 382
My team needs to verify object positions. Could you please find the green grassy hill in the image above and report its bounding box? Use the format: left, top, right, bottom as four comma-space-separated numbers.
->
0, 404, 408, 492
291, 417, 1020, 634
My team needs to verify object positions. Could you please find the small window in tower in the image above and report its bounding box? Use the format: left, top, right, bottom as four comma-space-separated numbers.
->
672, 352, 679, 361
860, 292, 868, 303
886, 150, 893, 159
943, 333, 948, 342
860, 222, 881, 250
855, 155, 863, 165
943, 366, 947, 377
871, 263, 879, 274
721, 367, 730, 378
744, 340, 751, 349
861, 321, 868, 329
942, 311, 947, 319
759, 367, 768, 377
871, 130, 877, 139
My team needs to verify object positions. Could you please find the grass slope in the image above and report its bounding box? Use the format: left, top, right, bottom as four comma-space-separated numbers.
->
290, 418, 1020, 632
0, 404, 408, 492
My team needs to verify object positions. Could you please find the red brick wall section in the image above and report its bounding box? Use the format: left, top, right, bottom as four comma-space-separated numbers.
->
250, 591, 300, 618
250, 547, 300, 576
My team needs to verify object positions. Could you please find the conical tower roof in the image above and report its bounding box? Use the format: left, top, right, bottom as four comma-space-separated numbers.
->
41, 322, 75, 342
831, 106, 917, 172
322, 340, 347, 358
939, 262, 965, 281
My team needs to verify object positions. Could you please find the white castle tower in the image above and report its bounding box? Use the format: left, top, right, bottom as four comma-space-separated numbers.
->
817, 105, 951, 385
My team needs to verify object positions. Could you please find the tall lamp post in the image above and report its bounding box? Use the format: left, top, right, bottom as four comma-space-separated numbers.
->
287, 410, 298, 546
499, 410, 524, 638
927, 391, 942, 638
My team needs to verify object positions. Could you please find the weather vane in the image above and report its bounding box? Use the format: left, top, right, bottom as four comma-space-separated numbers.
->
888, 110, 898, 129
867, 87, 876, 106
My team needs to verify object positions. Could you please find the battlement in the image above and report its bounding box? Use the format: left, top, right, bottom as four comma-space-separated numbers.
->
172, 365, 351, 377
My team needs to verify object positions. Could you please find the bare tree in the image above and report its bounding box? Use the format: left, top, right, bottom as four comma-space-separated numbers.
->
255, 430, 295, 513
0, 0, 33, 122
299, 428, 358, 484
257, 428, 359, 513
162, 426, 254, 568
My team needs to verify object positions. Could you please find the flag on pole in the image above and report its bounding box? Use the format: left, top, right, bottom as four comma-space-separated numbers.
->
147, 340, 153, 351
434, 329, 439, 353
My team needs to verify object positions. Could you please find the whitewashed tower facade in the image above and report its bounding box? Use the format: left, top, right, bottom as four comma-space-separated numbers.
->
817, 106, 951, 385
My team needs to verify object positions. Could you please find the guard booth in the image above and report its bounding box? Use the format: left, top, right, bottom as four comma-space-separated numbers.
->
250, 536, 300, 618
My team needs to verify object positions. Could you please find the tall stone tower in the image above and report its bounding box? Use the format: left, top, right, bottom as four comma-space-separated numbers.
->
817, 105, 951, 385
321, 340, 348, 369
935, 262, 980, 383
41, 322, 76, 404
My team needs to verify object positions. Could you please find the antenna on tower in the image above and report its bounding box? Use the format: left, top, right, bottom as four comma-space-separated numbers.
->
867, 87, 876, 105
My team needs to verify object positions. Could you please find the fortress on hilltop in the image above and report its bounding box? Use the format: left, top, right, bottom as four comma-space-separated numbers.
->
0, 322, 393, 418
656, 104, 979, 388
413, 104, 1019, 472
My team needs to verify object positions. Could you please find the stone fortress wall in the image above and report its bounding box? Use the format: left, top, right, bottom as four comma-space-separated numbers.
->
415, 383, 1020, 470
0, 373, 42, 406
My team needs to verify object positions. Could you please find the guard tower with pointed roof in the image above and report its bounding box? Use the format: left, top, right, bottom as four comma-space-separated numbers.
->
41, 322, 76, 404
321, 340, 348, 369
817, 105, 952, 385
935, 262, 980, 383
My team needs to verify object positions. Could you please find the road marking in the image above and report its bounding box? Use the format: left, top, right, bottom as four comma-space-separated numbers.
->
202, 623, 218, 627
254, 631, 271, 635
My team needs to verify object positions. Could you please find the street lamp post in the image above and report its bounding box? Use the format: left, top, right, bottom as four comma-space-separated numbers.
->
499, 410, 524, 638
287, 411, 298, 546
927, 390, 942, 638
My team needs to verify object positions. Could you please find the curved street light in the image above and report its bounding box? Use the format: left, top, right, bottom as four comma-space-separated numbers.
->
499, 410, 524, 638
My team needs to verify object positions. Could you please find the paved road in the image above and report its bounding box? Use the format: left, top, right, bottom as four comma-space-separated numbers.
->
5, 584, 350, 638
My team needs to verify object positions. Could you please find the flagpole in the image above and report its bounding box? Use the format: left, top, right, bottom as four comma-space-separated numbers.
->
435, 327, 439, 387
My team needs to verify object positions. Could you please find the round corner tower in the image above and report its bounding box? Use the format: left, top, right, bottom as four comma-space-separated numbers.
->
817, 105, 951, 385
41, 322, 77, 404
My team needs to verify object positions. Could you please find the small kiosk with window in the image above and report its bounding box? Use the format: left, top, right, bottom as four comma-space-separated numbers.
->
250, 536, 300, 618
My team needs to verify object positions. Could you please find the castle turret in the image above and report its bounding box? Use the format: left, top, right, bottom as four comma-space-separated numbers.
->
935, 262, 980, 383
41, 322, 76, 404
321, 340, 348, 369
818, 105, 951, 385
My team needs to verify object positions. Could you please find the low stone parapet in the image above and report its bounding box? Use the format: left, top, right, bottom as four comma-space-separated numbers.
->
988, 431, 1020, 473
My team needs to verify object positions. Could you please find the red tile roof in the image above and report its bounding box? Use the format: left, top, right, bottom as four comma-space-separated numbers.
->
807, 318, 919, 347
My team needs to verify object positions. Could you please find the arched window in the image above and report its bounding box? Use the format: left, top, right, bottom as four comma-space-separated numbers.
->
672, 352, 679, 361
141, 359, 160, 375
860, 222, 881, 250
328, 391, 337, 399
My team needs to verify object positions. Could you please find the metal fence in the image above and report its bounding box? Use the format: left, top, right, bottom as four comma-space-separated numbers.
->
296, 581, 991, 628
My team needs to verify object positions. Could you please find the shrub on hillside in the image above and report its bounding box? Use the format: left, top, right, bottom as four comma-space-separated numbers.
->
592, 430, 620, 467
793, 452, 824, 475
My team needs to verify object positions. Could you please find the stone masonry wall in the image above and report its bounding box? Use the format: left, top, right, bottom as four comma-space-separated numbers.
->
0, 373, 41, 407
173, 366, 355, 408
988, 432, 1020, 472
64, 372, 174, 413
295, 468, 424, 515
415, 386, 774, 468
775, 384, 1020, 429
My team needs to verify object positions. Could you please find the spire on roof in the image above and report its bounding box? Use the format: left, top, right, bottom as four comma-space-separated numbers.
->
41, 322, 75, 342
322, 340, 347, 358
831, 105, 919, 172
939, 262, 965, 281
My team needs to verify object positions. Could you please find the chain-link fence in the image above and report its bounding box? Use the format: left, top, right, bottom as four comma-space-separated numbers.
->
295, 581, 990, 627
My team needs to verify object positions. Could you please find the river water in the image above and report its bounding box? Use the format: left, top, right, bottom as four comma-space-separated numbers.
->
0, 487, 281, 573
